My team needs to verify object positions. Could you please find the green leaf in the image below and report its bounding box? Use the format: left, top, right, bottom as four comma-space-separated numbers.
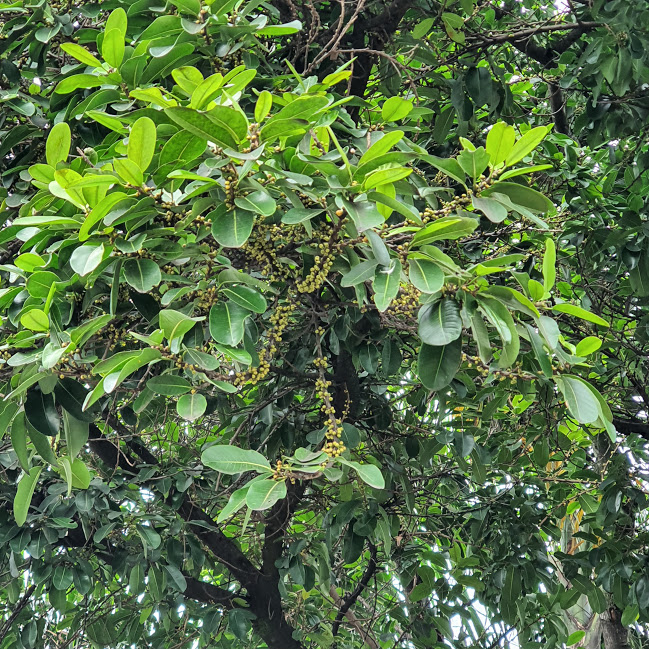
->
184, 348, 220, 371
209, 302, 249, 346
472, 195, 508, 223
412, 17, 434, 38
93, 349, 162, 378
129, 564, 145, 594
10, 412, 30, 473
418, 298, 462, 345
147, 375, 192, 396
270, 95, 330, 122
500, 567, 521, 624
80, 192, 130, 241
382, 97, 413, 122
58, 456, 74, 496
372, 259, 402, 312
15, 252, 45, 272
338, 458, 385, 489
246, 478, 287, 510
70, 244, 105, 277
190, 73, 224, 110
124, 258, 162, 293
543, 238, 556, 292
499, 164, 553, 180
28, 425, 58, 465
102, 28, 125, 68
528, 279, 545, 301
60, 43, 102, 68
486, 122, 515, 167
165, 107, 239, 148
342, 199, 384, 232
71, 459, 90, 490
525, 324, 552, 378
457, 147, 490, 181
363, 166, 412, 190
551, 303, 609, 327
483, 182, 553, 214
86, 110, 125, 133
211, 208, 255, 247
14, 467, 42, 526
411, 216, 478, 247
159, 131, 205, 167
159, 309, 203, 344
420, 154, 467, 187
21, 309, 49, 332
359, 131, 404, 165
235, 190, 276, 217
202, 445, 272, 474
46, 122, 71, 166
575, 336, 602, 357
205, 105, 248, 142
128, 117, 156, 172
164, 564, 187, 593
257, 19, 302, 35
341, 259, 379, 287
621, 604, 639, 627
506, 126, 550, 167
176, 393, 207, 421
30, 272, 61, 299
471, 312, 492, 364
137, 524, 162, 550
222, 285, 267, 314
105, 7, 127, 38
259, 118, 309, 143
172, 65, 203, 94
114, 158, 144, 186
282, 207, 325, 224
55, 378, 100, 422
255, 90, 273, 122
477, 295, 519, 367
566, 631, 585, 646
555, 375, 600, 424
63, 411, 89, 459
418, 338, 462, 391
217, 486, 250, 522
54, 74, 104, 94
147, 566, 166, 601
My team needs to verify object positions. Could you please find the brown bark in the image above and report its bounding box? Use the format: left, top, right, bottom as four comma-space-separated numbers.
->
601, 607, 631, 649
88, 420, 304, 649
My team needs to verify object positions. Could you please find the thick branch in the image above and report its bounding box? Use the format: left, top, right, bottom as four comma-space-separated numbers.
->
183, 577, 240, 607
87, 417, 303, 649
601, 606, 631, 649
612, 418, 649, 439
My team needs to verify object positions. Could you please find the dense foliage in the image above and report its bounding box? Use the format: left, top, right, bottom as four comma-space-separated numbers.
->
2, 0, 649, 648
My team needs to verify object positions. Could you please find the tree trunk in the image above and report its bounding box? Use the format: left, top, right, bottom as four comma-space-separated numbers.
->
601, 608, 631, 649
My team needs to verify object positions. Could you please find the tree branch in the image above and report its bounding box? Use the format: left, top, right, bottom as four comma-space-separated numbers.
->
332, 542, 378, 638
87, 416, 304, 649
261, 482, 305, 578
612, 418, 649, 439
0, 585, 36, 643
183, 577, 240, 607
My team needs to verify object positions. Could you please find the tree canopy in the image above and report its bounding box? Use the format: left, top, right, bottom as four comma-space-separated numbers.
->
1, 0, 649, 648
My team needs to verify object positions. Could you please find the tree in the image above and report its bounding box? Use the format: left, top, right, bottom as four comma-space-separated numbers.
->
1, 0, 649, 648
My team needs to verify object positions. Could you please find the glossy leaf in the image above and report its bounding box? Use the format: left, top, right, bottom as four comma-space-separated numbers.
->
418, 338, 462, 391
202, 445, 272, 474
